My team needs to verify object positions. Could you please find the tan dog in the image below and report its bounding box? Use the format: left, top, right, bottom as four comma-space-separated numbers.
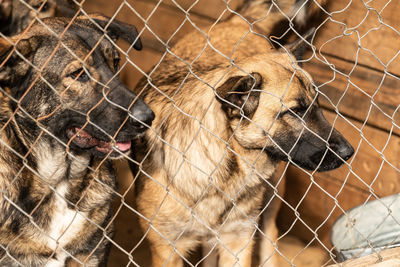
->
132, 0, 342, 266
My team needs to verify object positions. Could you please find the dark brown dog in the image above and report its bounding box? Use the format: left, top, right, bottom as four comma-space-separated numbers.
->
0, 14, 153, 266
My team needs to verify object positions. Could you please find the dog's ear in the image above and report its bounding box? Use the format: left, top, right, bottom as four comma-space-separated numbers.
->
55, 0, 79, 17
0, 36, 40, 59
0, 0, 12, 20
284, 27, 315, 61
0, 36, 40, 83
216, 72, 262, 119
0, 38, 13, 57
79, 14, 142, 50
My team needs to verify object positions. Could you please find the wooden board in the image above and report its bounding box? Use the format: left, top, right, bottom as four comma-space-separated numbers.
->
303, 52, 400, 136
278, 109, 400, 246
328, 247, 400, 267
314, 0, 400, 75
160, 0, 244, 21
83, 0, 218, 92
83, 0, 211, 50
118, 46, 164, 91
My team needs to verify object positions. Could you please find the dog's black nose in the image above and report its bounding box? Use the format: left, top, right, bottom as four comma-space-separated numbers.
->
130, 99, 155, 129
338, 143, 354, 161
332, 141, 354, 161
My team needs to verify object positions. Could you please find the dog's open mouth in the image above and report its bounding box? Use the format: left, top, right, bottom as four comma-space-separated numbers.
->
66, 127, 131, 154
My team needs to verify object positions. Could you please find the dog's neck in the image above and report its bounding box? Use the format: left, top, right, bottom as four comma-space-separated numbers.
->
0, 121, 92, 187
33, 140, 91, 184
142, 76, 276, 200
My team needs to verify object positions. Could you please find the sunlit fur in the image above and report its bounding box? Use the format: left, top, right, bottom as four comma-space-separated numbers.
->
133, 0, 350, 266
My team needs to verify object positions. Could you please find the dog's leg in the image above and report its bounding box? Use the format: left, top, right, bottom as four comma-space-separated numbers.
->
259, 220, 279, 267
259, 164, 286, 267
201, 240, 218, 267
259, 195, 283, 267
217, 230, 254, 267
145, 229, 190, 267
151, 246, 184, 267
65, 254, 100, 267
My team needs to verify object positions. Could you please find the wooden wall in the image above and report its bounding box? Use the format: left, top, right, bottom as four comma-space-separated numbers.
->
81, 0, 400, 261
278, 0, 400, 246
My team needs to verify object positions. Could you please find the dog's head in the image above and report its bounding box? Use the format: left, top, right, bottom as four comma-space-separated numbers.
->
0, 0, 77, 35
216, 40, 354, 172
0, 15, 154, 159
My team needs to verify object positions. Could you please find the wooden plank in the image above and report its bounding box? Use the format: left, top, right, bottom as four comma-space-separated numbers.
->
118, 46, 164, 91
317, 107, 399, 195
161, 0, 244, 21
303, 52, 400, 135
83, 0, 218, 92
328, 247, 400, 267
277, 166, 372, 248
314, 0, 400, 75
83, 0, 211, 45
277, 109, 400, 246
107, 160, 152, 267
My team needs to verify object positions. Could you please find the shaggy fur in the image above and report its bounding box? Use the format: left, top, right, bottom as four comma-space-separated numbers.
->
0, 15, 153, 266
133, 0, 347, 266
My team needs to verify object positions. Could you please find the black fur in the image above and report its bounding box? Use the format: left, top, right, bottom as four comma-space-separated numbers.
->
266, 107, 354, 171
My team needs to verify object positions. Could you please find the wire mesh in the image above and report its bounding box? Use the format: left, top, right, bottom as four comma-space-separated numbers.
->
0, 0, 399, 266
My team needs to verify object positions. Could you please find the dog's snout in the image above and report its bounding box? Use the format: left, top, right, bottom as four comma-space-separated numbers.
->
332, 141, 354, 161
130, 99, 155, 129
108, 84, 154, 127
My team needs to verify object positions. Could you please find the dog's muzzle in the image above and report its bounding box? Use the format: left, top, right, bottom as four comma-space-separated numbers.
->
129, 98, 155, 133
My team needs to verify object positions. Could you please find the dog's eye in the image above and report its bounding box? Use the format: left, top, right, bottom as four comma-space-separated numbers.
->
281, 106, 307, 118
113, 57, 120, 71
32, 2, 50, 12
292, 107, 307, 116
41, 2, 50, 12
69, 68, 89, 82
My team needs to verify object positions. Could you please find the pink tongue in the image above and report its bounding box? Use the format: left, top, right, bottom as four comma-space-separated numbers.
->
94, 140, 131, 154
116, 141, 131, 152
95, 141, 112, 153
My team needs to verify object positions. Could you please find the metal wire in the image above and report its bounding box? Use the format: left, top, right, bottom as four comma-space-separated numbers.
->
0, 0, 399, 266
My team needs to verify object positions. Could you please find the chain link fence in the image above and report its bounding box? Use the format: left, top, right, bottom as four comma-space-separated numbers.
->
0, 0, 399, 266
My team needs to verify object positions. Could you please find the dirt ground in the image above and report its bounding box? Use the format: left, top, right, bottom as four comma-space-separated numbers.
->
105, 161, 330, 267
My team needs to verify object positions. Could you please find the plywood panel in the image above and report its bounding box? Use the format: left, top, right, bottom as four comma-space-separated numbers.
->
83, 0, 211, 48
278, 166, 372, 247
278, 109, 400, 246
161, 0, 244, 21
118, 46, 164, 91
314, 0, 400, 75
303, 52, 400, 135
83, 0, 214, 91
328, 247, 400, 267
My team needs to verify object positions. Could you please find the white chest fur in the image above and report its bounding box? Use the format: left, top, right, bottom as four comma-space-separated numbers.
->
43, 182, 86, 265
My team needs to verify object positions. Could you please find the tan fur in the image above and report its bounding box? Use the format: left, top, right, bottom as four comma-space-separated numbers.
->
135, 53, 309, 266
133, 1, 339, 266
